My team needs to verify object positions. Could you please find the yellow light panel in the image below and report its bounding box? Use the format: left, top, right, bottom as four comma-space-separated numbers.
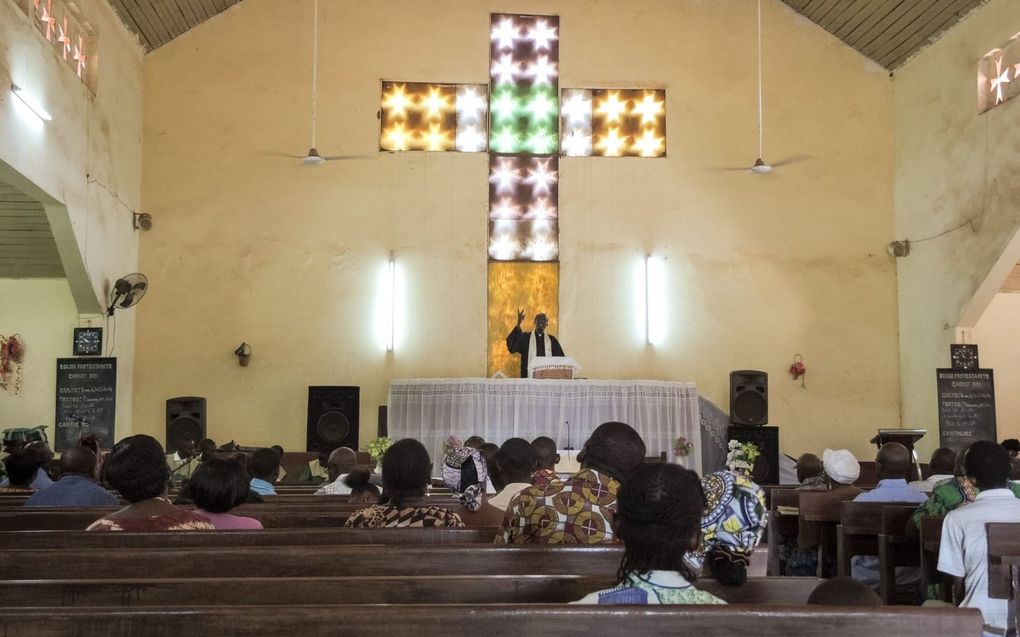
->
590, 88, 666, 158
487, 261, 560, 377
380, 82, 457, 152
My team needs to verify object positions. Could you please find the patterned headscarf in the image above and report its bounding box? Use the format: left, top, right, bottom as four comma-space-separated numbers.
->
688, 470, 767, 568
442, 447, 489, 511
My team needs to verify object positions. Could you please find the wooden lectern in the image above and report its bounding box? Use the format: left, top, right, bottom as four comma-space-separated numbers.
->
870, 429, 926, 481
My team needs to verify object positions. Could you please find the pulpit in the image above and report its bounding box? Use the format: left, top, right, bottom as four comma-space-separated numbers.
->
529, 356, 581, 379
870, 429, 926, 481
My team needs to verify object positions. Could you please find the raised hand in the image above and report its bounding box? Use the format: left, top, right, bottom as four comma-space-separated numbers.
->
516, 308, 525, 326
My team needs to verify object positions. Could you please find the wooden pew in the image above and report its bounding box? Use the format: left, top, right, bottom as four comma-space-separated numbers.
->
0, 545, 625, 579
0, 604, 984, 636
767, 487, 800, 576
837, 502, 917, 581
800, 490, 852, 578
878, 504, 921, 604
985, 522, 1020, 636
0, 575, 822, 607
0, 527, 498, 549
919, 515, 950, 602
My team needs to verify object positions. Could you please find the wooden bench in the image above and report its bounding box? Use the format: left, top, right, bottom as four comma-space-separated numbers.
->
767, 487, 800, 576
0, 527, 498, 549
986, 521, 1020, 633
878, 504, 921, 604
0, 575, 822, 607
836, 502, 916, 583
800, 490, 854, 578
919, 515, 950, 602
0, 545, 624, 579
0, 604, 984, 636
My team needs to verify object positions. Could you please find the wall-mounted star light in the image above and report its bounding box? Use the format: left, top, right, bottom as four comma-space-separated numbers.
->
379, 81, 489, 152
561, 88, 666, 157
978, 33, 1020, 114
22, 0, 94, 86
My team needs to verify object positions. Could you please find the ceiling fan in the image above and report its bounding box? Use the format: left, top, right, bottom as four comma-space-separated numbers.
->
720, 0, 808, 174
267, 0, 362, 165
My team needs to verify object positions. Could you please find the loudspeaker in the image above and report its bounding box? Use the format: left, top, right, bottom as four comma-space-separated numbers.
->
727, 425, 779, 485
166, 396, 207, 454
306, 386, 359, 454
730, 370, 768, 425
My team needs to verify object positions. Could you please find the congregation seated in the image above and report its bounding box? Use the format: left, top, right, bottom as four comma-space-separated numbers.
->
0, 450, 38, 495
0, 441, 53, 490
575, 462, 725, 605
807, 577, 882, 606
696, 469, 767, 587
25, 446, 117, 507
188, 456, 263, 530
313, 447, 357, 495
497, 421, 645, 544
795, 453, 827, 491
344, 469, 380, 504
248, 448, 280, 496
938, 440, 1020, 636
530, 436, 559, 487
87, 435, 214, 532
487, 438, 537, 512
345, 438, 464, 528
443, 441, 504, 526
909, 447, 956, 494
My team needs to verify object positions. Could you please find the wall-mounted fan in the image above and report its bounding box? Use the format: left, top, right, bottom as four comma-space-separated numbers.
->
107, 273, 148, 316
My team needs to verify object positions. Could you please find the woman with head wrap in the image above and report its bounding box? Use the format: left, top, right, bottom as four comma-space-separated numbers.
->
690, 470, 767, 587
442, 445, 490, 511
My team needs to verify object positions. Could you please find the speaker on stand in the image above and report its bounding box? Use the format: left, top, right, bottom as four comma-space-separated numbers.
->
306, 386, 360, 454
166, 396, 207, 454
727, 370, 778, 484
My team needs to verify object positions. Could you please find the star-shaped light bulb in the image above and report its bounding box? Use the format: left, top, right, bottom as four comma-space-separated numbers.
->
382, 123, 411, 151
525, 55, 558, 85
491, 127, 518, 153
490, 91, 518, 123
73, 35, 86, 78
560, 91, 592, 127
491, 18, 521, 49
525, 235, 558, 261
991, 57, 1011, 105
57, 16, 71, 60
633, 129, 664, 157
526, 92, 556, 122
422, 87, 452, 118
526, 129, 556, 154
596, 91, 627, 123
489, 158, 522, 194
525, 197, 557, 220
491, 54, 519, 85
490, 197, 522, 219
596, 128, 626, 157
456, 125, 486, 152
632, 92, 664, 125
527, 19, 558, 50
424, 123, 451, 151
383, 84, 411, 118
456, 88, 487, 123
523, 158, 557, 195
489, 234, 521, 261
39, 0, 55, 40
561, 129, 592, 157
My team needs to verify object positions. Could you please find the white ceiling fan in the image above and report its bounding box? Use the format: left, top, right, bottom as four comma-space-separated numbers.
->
719, 0, 808, 174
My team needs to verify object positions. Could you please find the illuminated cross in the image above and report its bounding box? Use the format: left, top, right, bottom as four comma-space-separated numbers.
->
991, 57, 1011, 105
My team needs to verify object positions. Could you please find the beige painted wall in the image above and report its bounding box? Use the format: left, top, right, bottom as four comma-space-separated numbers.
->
970, 293, 1020, 441
0, 279, 78, 432
894, 0, 1020, 457
137, 0, 899, 460
0, 0, 144, 437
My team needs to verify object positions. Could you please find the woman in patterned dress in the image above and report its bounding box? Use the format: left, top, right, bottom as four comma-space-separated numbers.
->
574, 463, 726, 605
87, 435, 214, 532
695, 470, 767, 586
345, 439, 464, 528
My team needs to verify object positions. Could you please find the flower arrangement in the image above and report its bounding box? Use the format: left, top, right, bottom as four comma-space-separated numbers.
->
443, 435, 462, 453
0, 334, 24, 395
365, 436, 393, 462
673, 436, 694, 458
726, 440, 760, 474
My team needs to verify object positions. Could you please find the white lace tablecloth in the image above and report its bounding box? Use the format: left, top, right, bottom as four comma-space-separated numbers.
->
388, 378, 702, 475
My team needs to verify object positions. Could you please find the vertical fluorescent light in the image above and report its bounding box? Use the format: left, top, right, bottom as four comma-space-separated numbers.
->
387, 251, 396, 352
645, 255, 666, 346
10, 84, 52, 122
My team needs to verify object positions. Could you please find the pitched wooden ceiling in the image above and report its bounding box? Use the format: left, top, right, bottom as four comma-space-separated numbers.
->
0, 179, 64, 279
107, 0, 241, 51
781, 0, 989, 70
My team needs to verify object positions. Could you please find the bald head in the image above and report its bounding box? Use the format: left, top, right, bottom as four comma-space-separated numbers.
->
327, 447, 357, 482
876, 442, 911, 480
796, 453, 823, 483
59, 446, 97, 478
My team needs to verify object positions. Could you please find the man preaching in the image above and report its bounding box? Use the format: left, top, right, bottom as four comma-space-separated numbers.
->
506, 310, 564, 378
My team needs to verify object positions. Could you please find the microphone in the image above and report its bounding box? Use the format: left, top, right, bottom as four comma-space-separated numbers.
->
564, 420, 573, 451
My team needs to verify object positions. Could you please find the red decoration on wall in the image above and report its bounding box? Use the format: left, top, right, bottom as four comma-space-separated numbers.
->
0, 334, 25, 395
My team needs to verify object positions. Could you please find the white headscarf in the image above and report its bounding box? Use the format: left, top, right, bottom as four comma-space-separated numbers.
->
823, 448, 861, 485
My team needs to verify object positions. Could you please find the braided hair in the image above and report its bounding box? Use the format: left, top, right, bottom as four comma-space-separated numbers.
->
379, 439, 431, 508
105, 435, 170, 502
614, 462, 705, 583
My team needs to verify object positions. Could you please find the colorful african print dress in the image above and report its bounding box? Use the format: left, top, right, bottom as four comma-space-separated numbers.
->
575, 570, 727, 605
496, 468, 619, 544
689, 471, 767, 568
343, 503, 465, 528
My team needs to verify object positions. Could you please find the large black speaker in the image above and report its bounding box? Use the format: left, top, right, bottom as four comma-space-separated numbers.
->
730, 370, 768, 425
727, 425, 779, 485
307, 386, 359, 454
166, 396, 207, 454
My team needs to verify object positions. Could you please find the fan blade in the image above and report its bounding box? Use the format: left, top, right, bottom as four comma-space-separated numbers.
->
113, 279, 132, 296
706, 166, 755, 172
130, 281, 148, 293
769, 154, 811, 168
320, 154, 371, 161
259, 151, 308, 159
118, 291, 137, 308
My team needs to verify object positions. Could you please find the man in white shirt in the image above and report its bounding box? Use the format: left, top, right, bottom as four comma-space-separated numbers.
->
939, 440, 1020, 637
909, 447, 956, 494
165, 440, 198, 483
314, 447, 357, 495
487, 438, 537, 512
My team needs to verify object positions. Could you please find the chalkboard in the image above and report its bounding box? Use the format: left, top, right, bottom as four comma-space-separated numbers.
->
54, 358, 117, 451
937, 368, 996, 452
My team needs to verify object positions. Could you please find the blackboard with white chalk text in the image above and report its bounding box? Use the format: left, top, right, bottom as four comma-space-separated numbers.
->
54, 358, 116, 451
937, 368, 995, 452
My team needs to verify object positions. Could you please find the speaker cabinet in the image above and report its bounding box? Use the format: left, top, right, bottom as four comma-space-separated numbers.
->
728, 425, 779, 485
166, 396, 207, 454
307, 386, 359, 454
730, 370, 768, 426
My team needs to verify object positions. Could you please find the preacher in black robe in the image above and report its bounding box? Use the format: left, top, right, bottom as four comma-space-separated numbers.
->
506, 311, 564, 378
